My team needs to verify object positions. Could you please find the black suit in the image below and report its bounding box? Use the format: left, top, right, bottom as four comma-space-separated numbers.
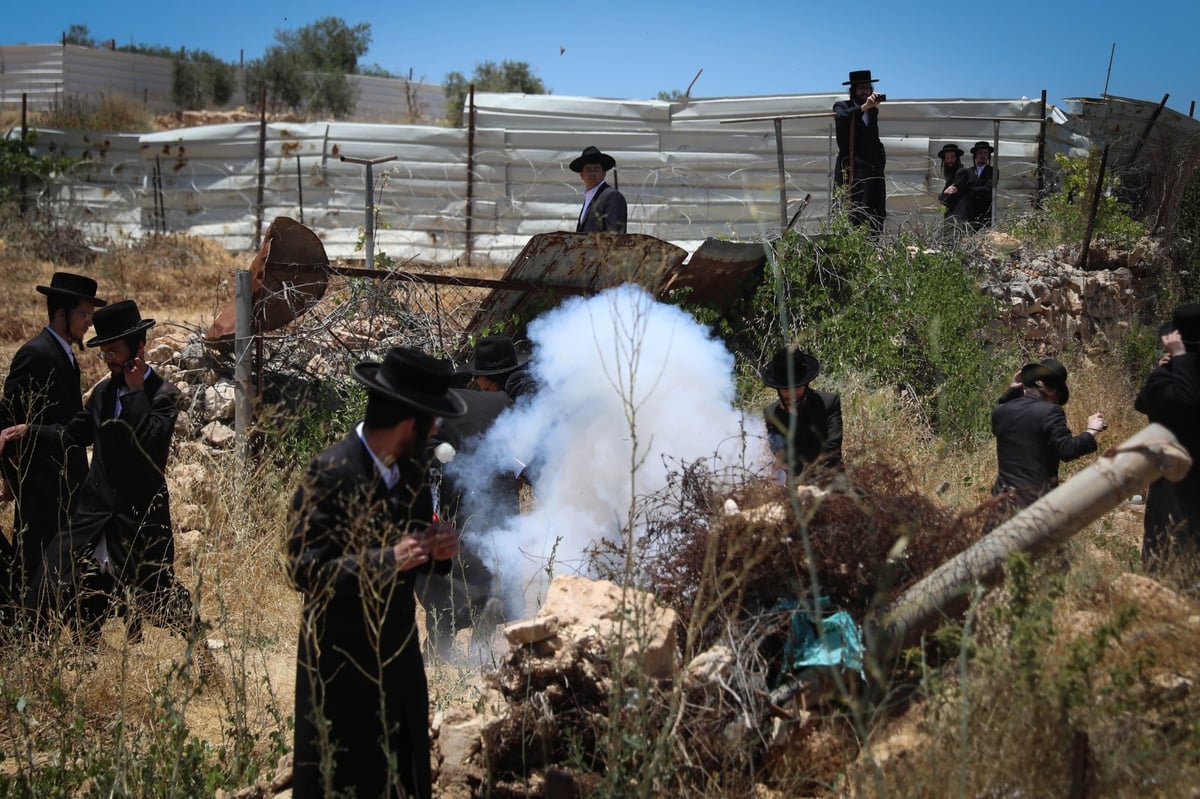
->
29, 369, 192, 636
576, 181, 628, 233
833, 99, 887, 231
1, 329, 89, 600
991, 393, 1096, 509
764, 390, 844, 479
1135, 352, 1200, 565
948, 164, 996, 229
417, 388, 517, 651
288, 430, 449, 799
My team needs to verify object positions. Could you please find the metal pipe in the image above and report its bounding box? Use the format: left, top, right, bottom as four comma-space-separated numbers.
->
1077, 143, 1110, 269
233, 269, 253, 461
991, 120, 1000, 226
296, 155, 304, 225
340, 154, 398, 268
875, 423, 1192, 660
1123, 93, 1169, 170
1035, 90, 1047, 209
254, 86, 266, 250
774, 117, 787, 232
465, 84, 476, 267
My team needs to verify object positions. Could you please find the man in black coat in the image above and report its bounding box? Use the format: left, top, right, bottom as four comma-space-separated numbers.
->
761, 347, 843, 484
833, 69, 887, 234
991, 359, 1105, 514
1135, 303, 1200, 570
1, 272, 106, 609
417, 382, 516, 657
13, 300, 197, 645
950, 141, 997, 230
570, 146, 628, 233
288, 347, 466, 799
936, 143, 965, 209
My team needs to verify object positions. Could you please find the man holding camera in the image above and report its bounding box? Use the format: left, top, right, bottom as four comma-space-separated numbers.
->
833, 69, 887, 234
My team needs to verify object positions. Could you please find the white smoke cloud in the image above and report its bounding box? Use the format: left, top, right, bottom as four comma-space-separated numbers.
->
448, 283, 769, 618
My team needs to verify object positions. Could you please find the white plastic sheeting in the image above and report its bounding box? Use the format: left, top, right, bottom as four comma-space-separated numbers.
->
9, 90, 1187, 263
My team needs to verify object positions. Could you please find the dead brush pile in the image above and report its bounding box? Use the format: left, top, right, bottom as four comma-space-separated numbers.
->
624, 458, 985, 656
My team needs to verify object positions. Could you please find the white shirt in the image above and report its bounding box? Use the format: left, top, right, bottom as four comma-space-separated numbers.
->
45, 326, 76, 367
579, 181, 607, 224
355, 421, 399, 489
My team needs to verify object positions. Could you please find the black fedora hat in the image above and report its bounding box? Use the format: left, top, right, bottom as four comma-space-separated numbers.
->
937, 143, 964, 158
1019, 358, 1070, 406
843, 69, 879, 86
352, 347, 467, 417
569, 146, 617, 173
970, 141, 995, 154
1172, 303, 1200, 346
761, 347, 821, 389
86, 300, 155, 347
36, 272, 107, 306
457, 335, 532, 377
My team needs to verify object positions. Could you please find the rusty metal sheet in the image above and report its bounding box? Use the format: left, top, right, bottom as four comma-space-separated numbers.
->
204, 216, 330, 347
663, 238, 768, 309
465, 232, 687, 339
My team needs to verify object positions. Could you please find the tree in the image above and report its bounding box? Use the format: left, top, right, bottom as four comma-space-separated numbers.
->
443, 60, 547, 127
63, 24, 95, 47
171, 50, 236, 110
242, 17, 368, 118
276, 17, 371, 74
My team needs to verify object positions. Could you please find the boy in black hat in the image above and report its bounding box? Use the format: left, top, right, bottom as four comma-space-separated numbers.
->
288, 347, 466, 799
11, 299, 201, 648
833, 69, 887, 234
991, 359, 1105, 516
1135, 303, 1200, 570
960, 141, 996, 229
569, 145, 628, 233
761, 346, 843, 483
1, 272, 106, 614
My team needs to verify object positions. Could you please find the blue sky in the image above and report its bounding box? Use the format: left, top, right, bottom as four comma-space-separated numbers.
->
7, 0, 1199, 114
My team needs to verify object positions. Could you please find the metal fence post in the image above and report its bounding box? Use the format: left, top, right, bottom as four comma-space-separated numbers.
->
234, 269, 253, 461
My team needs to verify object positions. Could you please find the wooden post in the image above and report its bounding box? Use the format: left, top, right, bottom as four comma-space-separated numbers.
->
874, 423, 1192, 661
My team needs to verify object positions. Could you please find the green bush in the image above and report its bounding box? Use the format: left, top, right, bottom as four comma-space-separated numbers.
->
1013, 150, 1146, 247
0, 130, 81, 201
684, 215, 1013, 442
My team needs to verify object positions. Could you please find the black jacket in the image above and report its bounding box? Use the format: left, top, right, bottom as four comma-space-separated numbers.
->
833, 99, 886, 178
576, 182, 628, 233
1134, 351, 1200, 560
991, 393, 1096, 505
764, 390, 844, 475
288, 430, 448, 799
1, 329, 89, 585
30, 369, 180, 598
948, 164, 995, 227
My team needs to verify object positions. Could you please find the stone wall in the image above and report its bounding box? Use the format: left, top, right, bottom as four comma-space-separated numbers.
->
977, 235, 1180, 356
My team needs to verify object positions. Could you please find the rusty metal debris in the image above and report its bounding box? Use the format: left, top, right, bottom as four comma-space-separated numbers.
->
204, 216, 329, 347
664, 238, 769, 310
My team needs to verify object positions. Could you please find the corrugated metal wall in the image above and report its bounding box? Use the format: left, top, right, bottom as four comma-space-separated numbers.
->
12, 84, 1192, 265
0, 44, 446, 122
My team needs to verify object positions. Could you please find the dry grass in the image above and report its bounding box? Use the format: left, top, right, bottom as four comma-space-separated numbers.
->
2, 219, 1199, 796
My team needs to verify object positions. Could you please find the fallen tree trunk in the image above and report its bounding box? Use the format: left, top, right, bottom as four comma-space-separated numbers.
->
874, 423, 1192, 661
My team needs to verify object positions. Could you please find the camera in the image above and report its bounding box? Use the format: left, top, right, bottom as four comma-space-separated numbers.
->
875, 93, 887, 102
